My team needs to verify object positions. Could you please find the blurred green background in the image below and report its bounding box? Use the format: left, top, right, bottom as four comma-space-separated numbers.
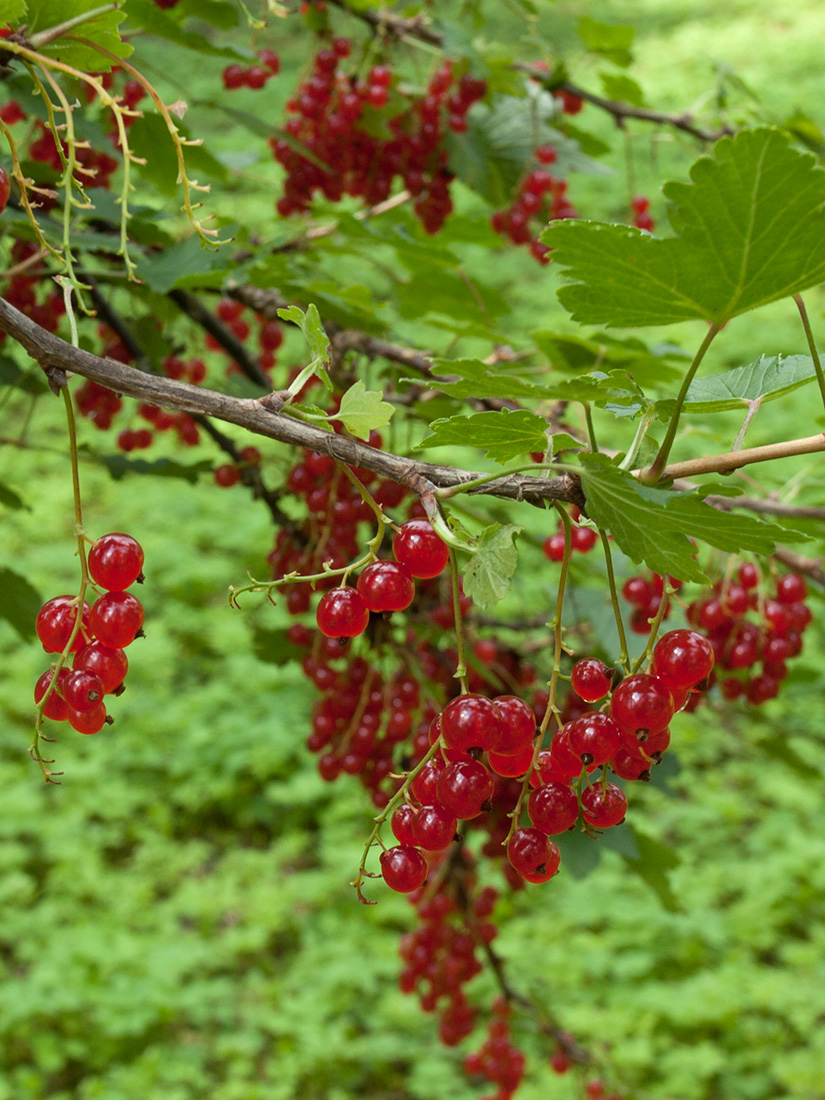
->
2, 2, 825, 1099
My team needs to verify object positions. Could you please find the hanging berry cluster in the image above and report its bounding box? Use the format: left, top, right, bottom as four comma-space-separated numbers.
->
270, 41, 487, 233
34, 533, 144, 737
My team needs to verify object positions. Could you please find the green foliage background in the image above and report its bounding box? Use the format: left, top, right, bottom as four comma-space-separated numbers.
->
1, 2, 825, 1099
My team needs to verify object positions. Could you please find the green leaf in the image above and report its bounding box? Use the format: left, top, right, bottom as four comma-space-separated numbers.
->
417, 409, 549, 464
578, 454, 791, 582
25, 0, 131, 69
335, 381, 394, 440
0, 566, 42, 640
545, 128, 825, 327
657, 354, 819, 415
622, 827, 684, 912
129, 114, 227, 200
0, 482, 28, 510
599, 72, 646, 106
251, 626, 298, 667
427, 358, 545, 400
123, 0, 245, 58
87, 452, 213, 483
462, 524, 522, 610
0, 0, 26, 24
135, 234, 231, 293
0, 355, 48, 394
578, 16, 635, 67
532, 330, 687, 388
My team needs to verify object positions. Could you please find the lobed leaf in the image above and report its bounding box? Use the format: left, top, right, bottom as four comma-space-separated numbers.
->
462, 524, 522, 609
336, 381, 394, 440
416, 408, 549, 464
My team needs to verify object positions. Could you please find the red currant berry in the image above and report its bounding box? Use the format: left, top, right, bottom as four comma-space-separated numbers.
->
391, 804, 417, 846
67, 702, 108, 735
610, 749, 651, 781
392, 519, 449, 578
61, 669, 104, 712
222, 64, 247, 90
566, 712, 621, 766
73, 642, 128, 693
315, 587, 369, 638
738, 561, 759, 589
492, 695, 536, 754
488, 741, 535, 777
411, 804, 457, 850
542, 532, 566, 562
651, 629, 714, 690
89, 592, 144, 647
528, 781, 578, 834
581, 782, 627, 828
436, 759, 494, 819
88, 532, 144, 590
507, 827, 561, 880
440, 693, 503, 753
36, 596, 92, 653
775, 573, 807, 604
610, 674, 673, 739
34, 668, 69, 720
214, 464, 241, 487
571, 658, 613, 702
357, 560, 415, 613
380, 845, 428, 893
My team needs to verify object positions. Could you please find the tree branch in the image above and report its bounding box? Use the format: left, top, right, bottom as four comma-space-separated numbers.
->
0, 295, 582, 508
657, 434, 825, 481
557, 80, 732, 143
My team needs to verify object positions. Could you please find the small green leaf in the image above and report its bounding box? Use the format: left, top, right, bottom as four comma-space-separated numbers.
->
599, 71, 646, 106
462, 524, 522, 609
26, 0, 131, 69
428, 357, 545, 400
135, 235, 230, 293
0, 566, 42, 640
417, 409, 548, 464
578, 454, 792, 582
656, 354, 819, 416
578, 16, 635, 67
546, 128, 825, 328
0, 0, 26, 24
123, 0, 245, 57
336, 381, 394, 440
0, 482, 27, 510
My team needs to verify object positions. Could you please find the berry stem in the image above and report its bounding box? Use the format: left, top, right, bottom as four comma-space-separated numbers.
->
631, 579, 677, 674
600, 531, 630, 674
583, 402, 598, 452
506, 504, 572, 844
793, 293, 825, 415
641, 321, 722, 484
448, 547, 469, 694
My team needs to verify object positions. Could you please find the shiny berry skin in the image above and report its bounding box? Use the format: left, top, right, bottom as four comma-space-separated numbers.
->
610, 749, 651, 781
651, 629, 715, 690
380, 845, 428, 893
528, 781, 579, 834
411, 804, 457, 850
775, 573, 807, 604
566, 712, 621, 766
492, 695, 536, 754
571, 658, 613, 702
542, 532, 566, 562
356, 560, 414, 613
391, 803, 417, 846
62, 669, 104, 712
0, 164, 10, 214
548, 727, 584, 780
436, 759, 494, 819
507, 827, 561, 880
214, 464, 241, 488
610, 674, 673, 738
67, 702, 107, 735
581, 782, 627, 828
222, 64, 247, 89
89, 592, 144, 647
392, 519, 449, 578
73, 642, 128, 693
738, 561, 759, 589
36, 596, 92, 653
34, 668, 69, 720
488, 741, 535, 777
441, 693, 502, 753
315, 587, 369, 638
88, 533, 144, 590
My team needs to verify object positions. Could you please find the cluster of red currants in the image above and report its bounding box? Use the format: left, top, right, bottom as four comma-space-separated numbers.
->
687, 567, 810, 705
490, 144, 578, 265
34, 534, 145, 735
222, 50, 281, 90
631, 194, 655, 232
0, 239, 66, 337
270, 40, 486, 233
621, 569, 682, 634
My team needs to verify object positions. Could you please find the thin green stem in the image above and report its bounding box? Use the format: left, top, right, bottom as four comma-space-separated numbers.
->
583, 403, 598, 452
600, 532, 630, 674
641, 322, 721, 484
631, 580, 676, 674
448, 547, 469, 694
29, 3, 121, 46
506, 504, 572, 844
794, 294, 825, 415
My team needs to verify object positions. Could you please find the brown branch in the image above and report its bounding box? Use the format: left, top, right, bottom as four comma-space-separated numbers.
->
326, 0, 442, 45
658, 434, 825, 480
702, 495, 825, 521
558, 80, 732, 144
0, 295, 581, 508
772, 546, 825, 587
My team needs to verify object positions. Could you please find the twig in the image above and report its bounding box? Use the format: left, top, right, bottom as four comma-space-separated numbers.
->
657, 434, 825, 480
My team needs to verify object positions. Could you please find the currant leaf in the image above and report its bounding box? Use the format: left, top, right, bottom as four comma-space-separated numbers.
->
462, 523, 522, 610
654, 354, 820, 416
336, 380, 394, 440
417, 408, 549, 464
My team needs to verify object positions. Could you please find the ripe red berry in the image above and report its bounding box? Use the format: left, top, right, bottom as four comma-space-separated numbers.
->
214, 464, 241, 487
357, 560, 415, 613
775, 573, 807, 604
651, 629, 714, 690
528, 781, 579, 834
411, 804, 457, 850
89, 592, 144, 647
492, 695, 536, 754
392, 519, 449, 578
34, 668, 69, 720
73, 642, 128, 693
571, 658, 613, 702
222, 64, 247, 90
507, 827, 561, 880
88, 532, 144, 590
488, 741, 535, 777
436, 759, 494, 819
36, 596, 92, 653
67, 702, 108, 735
566, 712, 621, 766
315, 587, 369, 638
581, 782, 627, 828
391, 804, 417, 846
440, 693, 503, 753
0, 164, 10, 214
610, 674, 673, 741
380, 845, 428, 893
62, 669, 104, 712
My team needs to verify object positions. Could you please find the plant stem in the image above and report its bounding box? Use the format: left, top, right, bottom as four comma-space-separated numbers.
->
641, 322, 721, 484
600, 532, 630, 674
793, 294, 825, 415
29, 3, 121, 47
448, 548, 469, 694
